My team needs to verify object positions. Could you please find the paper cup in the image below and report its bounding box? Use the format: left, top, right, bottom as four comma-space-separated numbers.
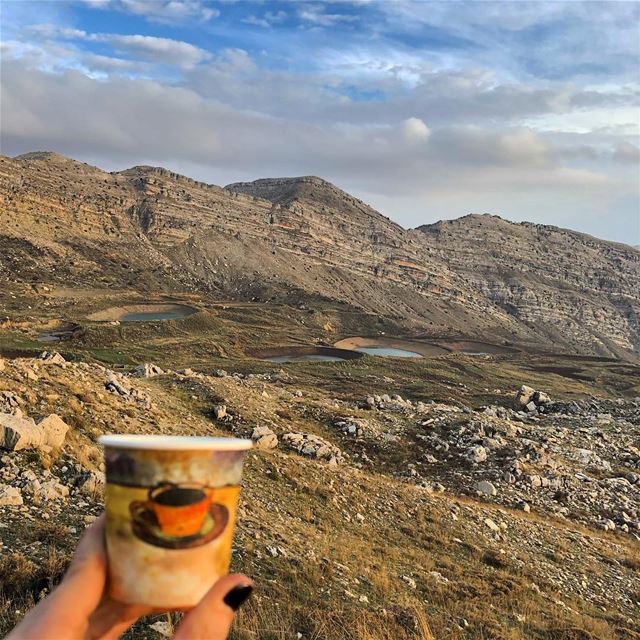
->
98, 435, 252, 609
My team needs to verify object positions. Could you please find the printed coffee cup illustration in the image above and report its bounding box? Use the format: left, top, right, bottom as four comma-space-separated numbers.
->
99, 434, 252, 609
129, 481, 229, 548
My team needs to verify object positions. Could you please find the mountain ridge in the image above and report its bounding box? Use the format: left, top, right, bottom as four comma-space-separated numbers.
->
1, 151, 638, 358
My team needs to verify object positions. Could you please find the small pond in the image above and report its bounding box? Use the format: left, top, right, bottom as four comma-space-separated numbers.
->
38, 332, 64, 343
250, 346, 363, 363
87, 303, 198, 323
121, 309, 193, 322
355, 346, 422, 358
265, 354, 347, 363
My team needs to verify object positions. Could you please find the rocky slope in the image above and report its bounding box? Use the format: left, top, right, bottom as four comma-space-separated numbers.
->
1, 152, 638, 358
0, 352, 638, 639
418, 215, 640, 357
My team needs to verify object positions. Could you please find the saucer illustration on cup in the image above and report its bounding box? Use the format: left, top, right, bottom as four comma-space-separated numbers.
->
130, 482, 229, 549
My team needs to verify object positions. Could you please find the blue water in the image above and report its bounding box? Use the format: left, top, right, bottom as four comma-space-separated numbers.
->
38, 333, 63, 342
121, 310, 190, 322
265, 354, 346, 363
355, 347, 422, 358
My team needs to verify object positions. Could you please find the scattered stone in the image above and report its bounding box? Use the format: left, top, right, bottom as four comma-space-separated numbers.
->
484, 518, 500, 532
78, 470, 106, 497
0, 413, 44, 451
0, 484, 23, 506
468, 445, 488, 463
251, 426, 278, 449
213, 405, 227, 420
132, 363, 164, 378
401, 575, 417, 589
37, 414, 69, 450
39, 351, 66, 365
515, 385, 535, 408
37, 479, 69, 502
476, 480, 497, 496
282, 432, 344, 464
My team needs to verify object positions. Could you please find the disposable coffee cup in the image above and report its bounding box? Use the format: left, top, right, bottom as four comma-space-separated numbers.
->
98, 435, 252, 609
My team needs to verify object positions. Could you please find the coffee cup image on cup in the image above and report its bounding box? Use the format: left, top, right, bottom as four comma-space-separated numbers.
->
99, 435, 252, 609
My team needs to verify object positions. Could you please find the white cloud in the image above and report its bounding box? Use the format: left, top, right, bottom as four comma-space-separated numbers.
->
401, 117, 430, 144
27, 24, 210, 68
297, 4, 357, 27
242, 11, 287, 29
85, 0, 219, 23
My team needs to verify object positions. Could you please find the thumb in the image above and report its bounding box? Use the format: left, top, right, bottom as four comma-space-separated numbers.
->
173, 574, 253, 640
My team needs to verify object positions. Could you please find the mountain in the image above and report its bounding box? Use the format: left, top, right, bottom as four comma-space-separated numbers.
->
417, 215, 640, 357
1, 152, 638, 358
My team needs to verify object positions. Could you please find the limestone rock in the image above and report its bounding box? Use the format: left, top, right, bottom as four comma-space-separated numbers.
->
251, 426, 278, 449
476, 480, 498, 496
0, 413, 44, 451
0, 484, 23, 506
37, 478, 69, 501
282, 432, 344, 464
39, 351, 66, 365
37, 414, 69, 449
468, 445, 488, 463
515, 385, 535, 408
132, 363, 164, 378
484, 518, 500, 532
78, 470, 106, 497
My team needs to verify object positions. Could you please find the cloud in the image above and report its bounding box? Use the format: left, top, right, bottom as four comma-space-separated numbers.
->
297, 4, 357, 27
27, 24, 210, 68
613, 141, 640, 165
85, 0, 219, 23
242, 11, 287, 29
401, 117, 430, 144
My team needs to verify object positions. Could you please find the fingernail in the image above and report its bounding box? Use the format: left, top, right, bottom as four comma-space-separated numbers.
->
223, 584, 253, 611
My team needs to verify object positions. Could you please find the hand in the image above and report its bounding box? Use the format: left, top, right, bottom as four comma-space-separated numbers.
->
7, 514, 253, 640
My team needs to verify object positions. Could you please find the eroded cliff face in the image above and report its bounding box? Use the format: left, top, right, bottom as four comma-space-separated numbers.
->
417, 215, 640, 355
0, 153, 637, 358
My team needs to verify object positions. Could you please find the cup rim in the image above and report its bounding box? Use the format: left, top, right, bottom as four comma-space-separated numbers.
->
98, 434, 253, 451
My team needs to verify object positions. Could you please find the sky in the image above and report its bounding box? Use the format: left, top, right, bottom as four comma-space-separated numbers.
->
1, 0, 639, 245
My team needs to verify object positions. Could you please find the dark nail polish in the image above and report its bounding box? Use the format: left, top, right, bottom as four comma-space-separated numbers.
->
224, 585, 253, 611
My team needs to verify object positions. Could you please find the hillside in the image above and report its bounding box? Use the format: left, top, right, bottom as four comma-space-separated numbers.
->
418, 215, 640, 357
0, 152, 638, 359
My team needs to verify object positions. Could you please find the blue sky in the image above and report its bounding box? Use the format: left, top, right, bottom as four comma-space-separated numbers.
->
1, 0, 639, 244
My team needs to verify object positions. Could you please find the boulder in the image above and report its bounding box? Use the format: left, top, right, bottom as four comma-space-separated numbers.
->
132, 363, 164, 378
213, 405, 227, 420
468, 445, 488, 463
484, 518, 500, 532
105, 373, 130, 397
78, 470, 106, 497
39, 351, 66, 365
0, 484, 23, 506
476, 480, 498, 496
533, 391, 551, 405
0, 391, 24, 416
251, 426, 278, 450
37, 479, 69, 501
0, 413, 44, 450
282, 432, 344, 463
515, 385, 535, 408
37, 414, 69, 449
